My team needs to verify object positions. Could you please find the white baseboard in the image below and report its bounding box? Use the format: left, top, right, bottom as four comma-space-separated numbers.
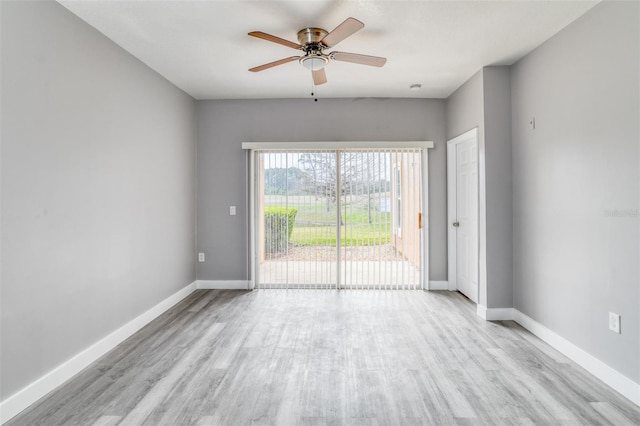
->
428, 281, 449, 290
475, 306, 640, 405
197, 280, 249, 290
0, 281, 198, 424
476, 305, 515, 321
512, 310, 639, 406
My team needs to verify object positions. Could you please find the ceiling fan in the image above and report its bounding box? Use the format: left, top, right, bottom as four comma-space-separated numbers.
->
248, 17, 386, 85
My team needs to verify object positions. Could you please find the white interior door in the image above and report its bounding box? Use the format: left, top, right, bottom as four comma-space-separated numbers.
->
455, 138, 479, 302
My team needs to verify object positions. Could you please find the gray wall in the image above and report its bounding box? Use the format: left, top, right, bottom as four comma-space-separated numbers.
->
1, 0, 196, 400
511, 1, 639, 382
445, 70, 484, 141
445, 67, 513, 308
196, 98, 447, 281
483, 67, 513, 309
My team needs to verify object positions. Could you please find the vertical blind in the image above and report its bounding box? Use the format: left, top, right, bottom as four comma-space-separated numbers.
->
256, 148, 423, 290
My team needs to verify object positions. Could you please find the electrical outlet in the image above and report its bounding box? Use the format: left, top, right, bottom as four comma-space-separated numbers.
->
230, 206, 236, 216
529, 117, 536, 130
198, 252, 205, 263
609, 312, 621, 334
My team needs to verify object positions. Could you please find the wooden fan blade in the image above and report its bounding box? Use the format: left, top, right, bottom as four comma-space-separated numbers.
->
331, 52, 386, 67
313, 68, 327, 85
249, 56, 300, 72
248, 31, 302, 50
321, 17, 364, 48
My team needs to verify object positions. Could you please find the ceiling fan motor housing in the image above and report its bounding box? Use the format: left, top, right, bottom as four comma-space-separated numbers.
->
297, 27, 328, 46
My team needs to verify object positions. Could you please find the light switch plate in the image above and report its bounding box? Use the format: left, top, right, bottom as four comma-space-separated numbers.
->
230, 206, 236, 216
609, 312, 621, 334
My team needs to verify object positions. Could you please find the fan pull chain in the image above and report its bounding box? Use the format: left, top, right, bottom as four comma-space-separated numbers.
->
311, 79, 318, 102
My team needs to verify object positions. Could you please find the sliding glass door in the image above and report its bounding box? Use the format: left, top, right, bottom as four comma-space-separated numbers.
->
258, 151, 338, 288
255, 148, 424, 290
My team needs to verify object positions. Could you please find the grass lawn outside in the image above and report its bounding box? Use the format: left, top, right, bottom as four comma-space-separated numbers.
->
265, 194, 392, 247
290, 224, 391, 246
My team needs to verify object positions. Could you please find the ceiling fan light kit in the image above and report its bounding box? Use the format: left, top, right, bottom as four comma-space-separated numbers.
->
300, 55, 328, 71
248, 17, 386, 88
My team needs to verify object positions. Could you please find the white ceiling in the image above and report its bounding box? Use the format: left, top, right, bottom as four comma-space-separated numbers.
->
58, 0, 598, 100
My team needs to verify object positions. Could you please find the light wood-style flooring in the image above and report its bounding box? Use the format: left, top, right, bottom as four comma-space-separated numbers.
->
8, 290, 640, 425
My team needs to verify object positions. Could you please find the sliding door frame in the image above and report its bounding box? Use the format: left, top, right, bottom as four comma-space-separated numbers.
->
243, 141, 434, 290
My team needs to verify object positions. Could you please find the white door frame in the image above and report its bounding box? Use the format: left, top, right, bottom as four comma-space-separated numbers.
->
447, 128, 485, 305
243, 141, 433, 290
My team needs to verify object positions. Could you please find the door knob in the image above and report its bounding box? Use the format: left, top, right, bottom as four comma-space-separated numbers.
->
453, 221, 460, 227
